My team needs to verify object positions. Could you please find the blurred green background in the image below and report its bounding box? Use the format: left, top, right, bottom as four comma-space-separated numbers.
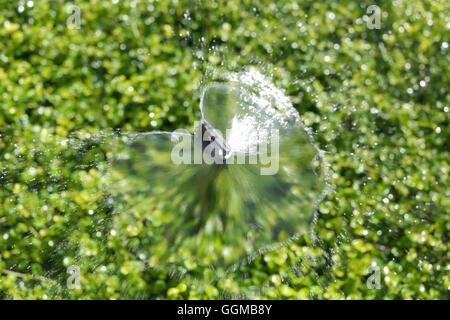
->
0, 0, 448, 299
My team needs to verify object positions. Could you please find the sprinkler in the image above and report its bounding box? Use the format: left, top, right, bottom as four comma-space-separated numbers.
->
198, 118, 231, 162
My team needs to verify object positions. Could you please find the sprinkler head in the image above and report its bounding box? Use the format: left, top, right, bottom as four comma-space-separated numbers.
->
197, 118, 231, 161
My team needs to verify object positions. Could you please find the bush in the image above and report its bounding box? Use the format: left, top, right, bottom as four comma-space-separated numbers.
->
0, 0, 448, 299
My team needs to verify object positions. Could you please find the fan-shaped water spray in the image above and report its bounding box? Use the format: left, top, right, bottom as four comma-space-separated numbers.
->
108, 69, 328, 275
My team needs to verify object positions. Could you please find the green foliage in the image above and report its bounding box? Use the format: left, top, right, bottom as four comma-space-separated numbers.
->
0, 0, 448, 299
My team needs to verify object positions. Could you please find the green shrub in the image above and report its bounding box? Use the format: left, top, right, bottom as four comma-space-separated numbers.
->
0, 0, 448, 299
